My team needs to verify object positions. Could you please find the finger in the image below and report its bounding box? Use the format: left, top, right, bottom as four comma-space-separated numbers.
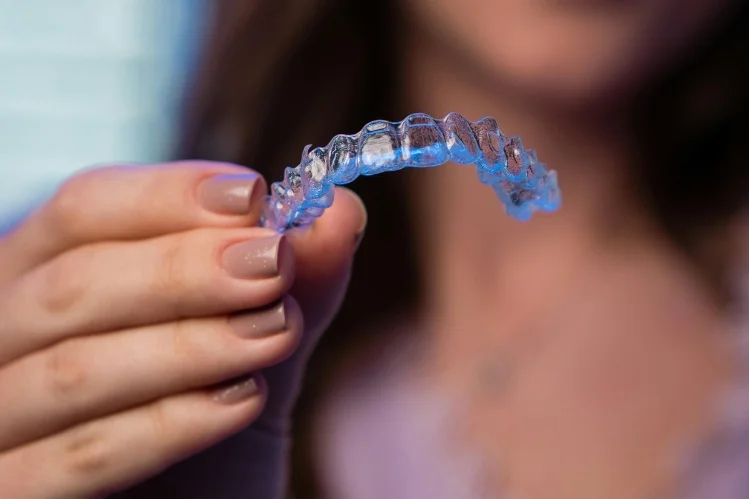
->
0, 227, 295, 364
0, 297, 302, 451
259, 187, 367, 425
0, 161, 267, 284
0, 374, 267, 499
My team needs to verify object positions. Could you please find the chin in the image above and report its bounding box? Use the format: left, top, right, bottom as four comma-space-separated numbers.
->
407, 0, 734, 108
483, 42, 652, 108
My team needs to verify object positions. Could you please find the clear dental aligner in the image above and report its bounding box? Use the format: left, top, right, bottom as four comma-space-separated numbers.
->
260, 112, 561, 232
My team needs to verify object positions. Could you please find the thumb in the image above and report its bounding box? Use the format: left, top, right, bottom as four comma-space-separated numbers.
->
257, 187, 367, 428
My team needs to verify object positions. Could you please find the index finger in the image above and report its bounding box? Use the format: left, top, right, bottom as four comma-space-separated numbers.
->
0, 161, 267, 283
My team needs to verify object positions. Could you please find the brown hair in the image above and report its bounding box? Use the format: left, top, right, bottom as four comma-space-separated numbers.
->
179, 1, 748, 496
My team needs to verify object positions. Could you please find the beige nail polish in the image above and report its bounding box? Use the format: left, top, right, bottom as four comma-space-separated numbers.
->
222, 234, 285, 279
229, 300, 287, 338
212, 375, 260, 405
198, 174, 266, 215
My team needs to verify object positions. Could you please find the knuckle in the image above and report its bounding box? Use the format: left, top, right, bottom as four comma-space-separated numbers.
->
169, 319, 209, 370
150, 231, 221, 314
62, 424, 111, 476
146, 399, 173, 445
43, 342, 88, 399
46, 171, 97, 237
152, 233, 192, 299
34, 250, 87, 316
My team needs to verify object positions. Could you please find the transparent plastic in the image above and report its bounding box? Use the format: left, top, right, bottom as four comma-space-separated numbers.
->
260, 112, 561, 232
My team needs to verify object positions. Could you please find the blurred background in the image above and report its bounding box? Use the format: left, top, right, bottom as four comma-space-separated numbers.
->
0, 0, 205, 223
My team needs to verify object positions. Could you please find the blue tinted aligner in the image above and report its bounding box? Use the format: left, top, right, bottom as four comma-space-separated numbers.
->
260, 112, 561, 232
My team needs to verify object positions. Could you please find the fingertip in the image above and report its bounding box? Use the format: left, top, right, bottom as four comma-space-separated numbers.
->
350, 190, 367, 253
332, 187, 368, 239
328, 187, 368, 256
341, 187, 368, 229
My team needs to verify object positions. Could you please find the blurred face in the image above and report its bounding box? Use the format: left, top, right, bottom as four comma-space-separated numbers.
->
406, 0, 735, 105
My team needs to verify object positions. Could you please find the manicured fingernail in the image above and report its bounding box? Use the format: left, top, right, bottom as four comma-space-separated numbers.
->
229, 299, 287, 339
222, 234, 285, 279
212, 374, 260, 404
198, 173, 266, 215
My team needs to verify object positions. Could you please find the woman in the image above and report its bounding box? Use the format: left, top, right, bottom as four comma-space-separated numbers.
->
2, 1, 748, 498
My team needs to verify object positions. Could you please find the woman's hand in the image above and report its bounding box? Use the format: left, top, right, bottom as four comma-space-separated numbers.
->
0, 162, 366, 499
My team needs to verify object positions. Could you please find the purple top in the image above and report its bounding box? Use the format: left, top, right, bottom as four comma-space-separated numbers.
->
316, 307, 749, 498
317, 339, 489, 499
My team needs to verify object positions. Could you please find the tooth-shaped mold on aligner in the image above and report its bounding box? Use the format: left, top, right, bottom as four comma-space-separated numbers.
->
524, 149, 539, 184
440, 112, 480, 164
476, 169, 502, 186
268, 182, 292, 228
502, 136, 530, 182
470, 117, 506, 174
327, 134, 359, 184
259, 112, 561, 232
307, 186, 335, 209
300, 146, 330, 199
283, 166, 303, 202
359, 120, 402, 175
398, 113, 447, 167
492, 180, 536, 221
496, 163, 562, 217
535, 170, 562, 211
523, 151, 549, 189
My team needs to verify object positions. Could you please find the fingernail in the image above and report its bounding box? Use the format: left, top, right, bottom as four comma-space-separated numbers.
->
229, 299, 287, 339
222, 234, 285, 279
212, 374, 260, 405
198, 173, 266, 215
